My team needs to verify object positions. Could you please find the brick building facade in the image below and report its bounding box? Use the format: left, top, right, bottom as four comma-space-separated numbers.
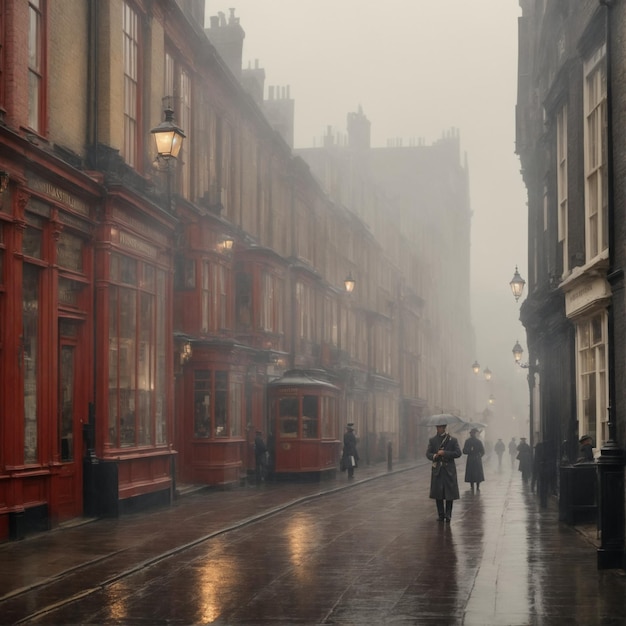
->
0, 0, 474, 540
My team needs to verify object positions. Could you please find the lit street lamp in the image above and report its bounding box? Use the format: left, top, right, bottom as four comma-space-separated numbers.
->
510, 266, 526, 302
344, 273, 356, 293
151, 106, 186, 211
471, 360, 480, 375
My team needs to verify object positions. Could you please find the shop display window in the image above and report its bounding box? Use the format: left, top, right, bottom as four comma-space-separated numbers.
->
107, 253, 167, 449
193, 369, 242, 438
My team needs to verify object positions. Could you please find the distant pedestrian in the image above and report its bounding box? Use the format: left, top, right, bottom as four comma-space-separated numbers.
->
517, 437, 533, 483
254, 431, 267, 484
508, 437, 517, 468
494, 438, 505, 469
463, 428, 485, 491
426, 422, 462, 522
342, 423, 359, 479
576, 435, 595, 464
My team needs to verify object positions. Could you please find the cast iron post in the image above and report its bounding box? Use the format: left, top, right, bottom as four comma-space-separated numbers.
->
597, 410, 625, 569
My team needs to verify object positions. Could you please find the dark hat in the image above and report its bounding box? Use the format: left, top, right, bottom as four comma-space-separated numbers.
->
435, 423, 447, 428
520, 437, 527, 441
346, 423, 354, 430
579, 434, 592, 443
256, 430, 262, 434
470, 428, 479, 434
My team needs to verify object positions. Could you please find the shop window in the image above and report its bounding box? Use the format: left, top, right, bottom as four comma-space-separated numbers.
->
23, 264, 40, 463
193, 369, 240, 438
23, 215, 44, 259
214, 371, 227, 436
278, 397, 298, 438
108, 253, 166, 449
57, 231, 84, 272
302, 395, 319, 439
59, 344, 75, 461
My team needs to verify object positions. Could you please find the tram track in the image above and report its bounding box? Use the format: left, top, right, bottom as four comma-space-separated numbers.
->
1, 463, 422, 624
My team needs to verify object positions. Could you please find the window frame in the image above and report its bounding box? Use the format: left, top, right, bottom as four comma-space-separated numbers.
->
583, 44, 608, 262
576, 311, 608, 449
193, 369, 242, 439
122, 1, 142, 169
107, 252, 167, 449
556, 103, 568, 276
27, 0, 46, 135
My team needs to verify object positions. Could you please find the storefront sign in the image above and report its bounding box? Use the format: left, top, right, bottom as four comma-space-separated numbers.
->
119, 231, 158, 259
27, 172, 89, 216
111, 207, 168, 246
565, 276, 610, 318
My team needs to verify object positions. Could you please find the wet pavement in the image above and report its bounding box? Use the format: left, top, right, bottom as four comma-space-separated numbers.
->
1, 457, 625, 625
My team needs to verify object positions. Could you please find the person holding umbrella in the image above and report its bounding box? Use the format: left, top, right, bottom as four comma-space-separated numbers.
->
426, 419, 462, 522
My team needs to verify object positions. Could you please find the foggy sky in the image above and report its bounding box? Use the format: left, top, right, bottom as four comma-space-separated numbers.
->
206, 1, 529, 428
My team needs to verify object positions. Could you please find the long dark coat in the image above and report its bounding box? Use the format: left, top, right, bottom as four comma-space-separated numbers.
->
517, 441, 533, 480
426, 432, 462, 500
342, 430, 359, 465
463, 435, 485, 483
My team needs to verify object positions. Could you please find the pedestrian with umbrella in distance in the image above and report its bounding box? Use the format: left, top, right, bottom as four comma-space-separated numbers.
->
425, 416, 462, 522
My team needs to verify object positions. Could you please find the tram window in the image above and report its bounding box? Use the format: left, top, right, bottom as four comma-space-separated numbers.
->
278, 397, 298, 437
302, 395, 319, 439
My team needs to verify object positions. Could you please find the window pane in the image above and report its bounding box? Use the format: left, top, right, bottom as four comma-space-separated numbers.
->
215, 371, 228, 437
194, 370, 211, 438
119, 287, 136, 447
23, 226, 42, 259
138, 292, 153, 445
302, 395, 319, 439
59, 345, 75, 461
156, 269, 167, 444
57, 231, 84, 271
23, 264, 39, 463
279, 397, 298, 437
108, 287, 119, 445
229, 380, 242, 437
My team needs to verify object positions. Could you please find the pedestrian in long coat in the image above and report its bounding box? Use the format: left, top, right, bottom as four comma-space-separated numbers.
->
426, 423, 462, 522
463, 428, 485, 491
494, 438, 505, 469
517, 437, 533, 483
342, 423, 359, 479
508, 437, 517, 468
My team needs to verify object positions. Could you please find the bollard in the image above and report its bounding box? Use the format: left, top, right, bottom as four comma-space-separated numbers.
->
387, 441, 392, 471
597, 419, 625, 569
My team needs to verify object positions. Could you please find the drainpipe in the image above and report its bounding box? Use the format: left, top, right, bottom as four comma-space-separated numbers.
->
597, 0, 625, 571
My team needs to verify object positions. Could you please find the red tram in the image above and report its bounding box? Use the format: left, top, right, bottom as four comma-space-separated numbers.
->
267, 370, 341, 479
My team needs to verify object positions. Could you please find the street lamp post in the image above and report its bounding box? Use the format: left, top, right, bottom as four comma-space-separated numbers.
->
512, 341, 536, 448
510, 266, 526, 302
150, 105, 186, 212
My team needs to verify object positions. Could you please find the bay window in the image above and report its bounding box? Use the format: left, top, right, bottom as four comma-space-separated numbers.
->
107, 253, 167, 448
194, 369, 242, 438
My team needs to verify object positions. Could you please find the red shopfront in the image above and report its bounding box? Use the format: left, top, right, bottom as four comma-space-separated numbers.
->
176, 342, 250, 487
0, 168, 99, 541
90, 190, 177, 516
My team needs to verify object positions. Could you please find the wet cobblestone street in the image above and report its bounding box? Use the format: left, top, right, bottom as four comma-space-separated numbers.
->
1, 458, 625, 625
